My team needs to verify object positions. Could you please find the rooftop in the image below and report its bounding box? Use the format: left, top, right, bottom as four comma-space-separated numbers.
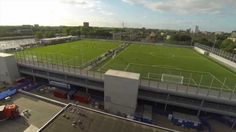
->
105, 69, 140, 80
0, 52, 13, 57
0, 93, 62, 132
39, 104, 174, 132
231, 32, 236, 38
40, 36, 78, 41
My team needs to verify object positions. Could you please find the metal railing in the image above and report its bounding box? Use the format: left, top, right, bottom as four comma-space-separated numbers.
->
15, 51, 236, 101
195, 43, 236, 63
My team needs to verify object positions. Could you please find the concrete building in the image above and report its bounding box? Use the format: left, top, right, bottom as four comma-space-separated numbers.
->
0, 39, 36, 52
214, 31, 224, 35
195, 25, 200, 34
40, 36, 79, 45
38, 104, 174, 132
104, 70, 140, 116
228, 31, 236, 42
83, 22, 89, 28
166, 35, 171, 40
0, 53, 20, 84
149, 32, 156, 38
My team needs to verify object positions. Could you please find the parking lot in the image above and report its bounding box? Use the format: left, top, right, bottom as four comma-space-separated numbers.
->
0, 93, 62, 132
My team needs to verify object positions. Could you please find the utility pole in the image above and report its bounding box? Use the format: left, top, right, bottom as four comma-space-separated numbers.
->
211, 35, 217, 52
191, 31, 195, 46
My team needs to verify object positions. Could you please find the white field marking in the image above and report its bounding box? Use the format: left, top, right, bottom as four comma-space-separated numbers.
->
147, 72, 162, 80
146, 52, 236, 84
194, 48, 236, 77
191, 78, 198, 86
207, 72, 231, 90
77, 44, 123, 68
124, 63, 131, 71
148, 72, 196, 86
70, 45, 108, 50
128, 63, 175, 69
128, 63, 210, 74
97, 45, 130, 71
64, 57, 74, 64
127, 50, 202, 60
210, 62, 236, 77
97, 58, 113, 71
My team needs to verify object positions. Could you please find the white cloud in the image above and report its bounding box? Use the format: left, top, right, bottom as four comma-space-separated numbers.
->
121, 0, 146, 5
122, 0, 236, 14
63, 0, 113, 16
62, 0, 87, 5
0, 0, 114, 26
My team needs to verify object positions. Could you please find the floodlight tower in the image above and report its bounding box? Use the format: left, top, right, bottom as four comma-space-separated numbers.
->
122, 22, 125, 28
211, 35, 217, 52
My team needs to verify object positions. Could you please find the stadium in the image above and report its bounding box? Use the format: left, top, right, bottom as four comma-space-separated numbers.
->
16, 39, 236, 91
1, 38, 236, 132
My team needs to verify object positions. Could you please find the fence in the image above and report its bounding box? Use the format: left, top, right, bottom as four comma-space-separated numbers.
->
139, 77, 236, 100
145, 71, 234, 92
15, 51, 236, 100
195, 43, 236, 63
15, 52, 105, 80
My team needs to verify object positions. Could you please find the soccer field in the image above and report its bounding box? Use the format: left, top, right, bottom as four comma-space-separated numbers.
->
96, 44, 236, 91
17, 39, 120, 68
16, 40, 236, 91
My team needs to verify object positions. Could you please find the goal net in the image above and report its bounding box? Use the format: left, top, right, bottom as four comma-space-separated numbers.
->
161, 74, 184, 84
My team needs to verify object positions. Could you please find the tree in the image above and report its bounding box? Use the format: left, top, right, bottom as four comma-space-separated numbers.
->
34, 32, 43, 39
44, 31, 55, 38
195, 38, 214, 47
171, 34, 192, 42
220, 39, 235, 52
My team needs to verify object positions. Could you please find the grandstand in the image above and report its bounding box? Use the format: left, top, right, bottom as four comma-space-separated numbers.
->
0, 39, 37, 52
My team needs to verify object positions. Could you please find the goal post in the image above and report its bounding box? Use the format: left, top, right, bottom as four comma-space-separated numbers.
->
161, 74, 184, 84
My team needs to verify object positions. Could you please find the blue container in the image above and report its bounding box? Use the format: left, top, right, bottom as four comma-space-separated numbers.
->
134, 116, 142, 122
91, 95, 104, 102
142, 118, 153, 124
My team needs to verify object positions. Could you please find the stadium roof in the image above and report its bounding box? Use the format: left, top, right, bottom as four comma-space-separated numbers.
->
0, 52, 13, 57
40, 36, 78, 41
38, 104, 176, 132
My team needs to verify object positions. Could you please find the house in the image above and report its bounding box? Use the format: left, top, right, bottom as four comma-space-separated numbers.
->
228, 31, 236, 42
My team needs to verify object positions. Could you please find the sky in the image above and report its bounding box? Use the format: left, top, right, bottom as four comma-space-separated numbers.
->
0, 0, 236, 32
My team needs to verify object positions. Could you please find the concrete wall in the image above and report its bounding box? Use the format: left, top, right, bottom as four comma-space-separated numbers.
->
194, 46, 236, 72
104, 70, 140, 116
194, 47, 205, 55
0, 53, 20, 83
0, 57, 8, 82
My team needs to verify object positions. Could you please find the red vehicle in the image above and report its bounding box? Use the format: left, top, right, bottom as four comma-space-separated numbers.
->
74, 92, 91, 104
0, 104, 19, 121
53, 89, 68, 99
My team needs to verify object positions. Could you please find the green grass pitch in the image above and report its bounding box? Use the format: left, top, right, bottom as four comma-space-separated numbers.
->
96, 44, 236, 91
17, 39, 120, 67
16, 39, 236, 91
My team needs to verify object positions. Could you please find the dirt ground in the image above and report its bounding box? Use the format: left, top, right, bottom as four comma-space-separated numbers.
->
0, 93, 62, 132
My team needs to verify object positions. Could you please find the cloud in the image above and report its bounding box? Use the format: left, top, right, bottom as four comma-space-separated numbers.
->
122, 0, 236, 14
62, 0, 100, 8
62, 0, 113, 16
62, 0, 87, 5
121, 0, 146, 5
